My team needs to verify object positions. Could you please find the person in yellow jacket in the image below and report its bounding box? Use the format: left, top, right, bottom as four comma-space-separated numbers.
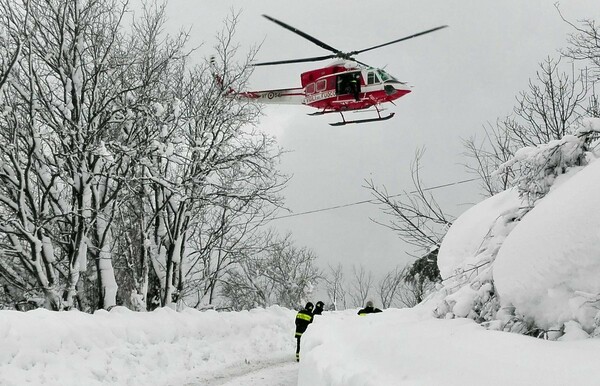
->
357, 300, 382, 316
294, 302, 314, 362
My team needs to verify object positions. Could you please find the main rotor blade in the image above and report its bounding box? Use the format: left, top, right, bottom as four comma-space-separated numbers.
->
350, 58, 372, 68
252, 54, 337, 67
262, 14, 341, 54
354, 25, 448, 55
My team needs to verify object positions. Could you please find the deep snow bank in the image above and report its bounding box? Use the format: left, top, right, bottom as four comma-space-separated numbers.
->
429, 120, 600, 335
494, 158, 600, 332
298, 308, 600, 386
0, 306, 295, 386
430, 188, 524, 320
437, 188, 522, 280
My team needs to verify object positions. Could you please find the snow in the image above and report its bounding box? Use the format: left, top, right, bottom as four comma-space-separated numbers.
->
578, 117, 600, 134
436, 187, 522, 280
3, 127, 600, 386
5, 304, 600, 385
494, 158, 600, 332
300, 307, 600, 386
0, 306, 296, 386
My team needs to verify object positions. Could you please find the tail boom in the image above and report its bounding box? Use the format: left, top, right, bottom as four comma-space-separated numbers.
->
238, 88, 305, 105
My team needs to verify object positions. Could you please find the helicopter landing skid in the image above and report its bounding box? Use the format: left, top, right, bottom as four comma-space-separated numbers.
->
307, 110, 337, 116
329, 111, 395, 126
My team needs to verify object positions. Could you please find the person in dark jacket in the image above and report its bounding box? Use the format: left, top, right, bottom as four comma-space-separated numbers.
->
349, 74, 360, 101
295, 302, 314, 362
357, 300, 382, 316
313, 301, 324, 315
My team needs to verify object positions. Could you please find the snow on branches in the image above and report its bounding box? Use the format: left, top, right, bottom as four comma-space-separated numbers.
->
429, 118, 600, 339
495, 124, 598, 205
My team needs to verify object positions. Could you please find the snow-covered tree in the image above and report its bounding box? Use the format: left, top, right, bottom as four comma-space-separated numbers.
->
0, 0, 23, 91
0, 2, 285, 312
221, 232, 320, 310
0, 0, 143, 310
366, 149, 453, 253
123, 12, 285, 309
377, 266, 403, 308
396, 249, 441, 307
496, 132, 590, 206
348, 265, 373, 308
465, 56, 595, 197
183, 195, 280, 307
324, 263, 347, 311
560, 7, 600, 80
431, 120, 600, 332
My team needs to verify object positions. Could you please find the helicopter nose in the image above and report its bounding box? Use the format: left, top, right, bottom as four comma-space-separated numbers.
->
384, 81, 411, 96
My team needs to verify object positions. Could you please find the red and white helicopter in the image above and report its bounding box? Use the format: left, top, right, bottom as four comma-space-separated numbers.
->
218, 15, 447, 126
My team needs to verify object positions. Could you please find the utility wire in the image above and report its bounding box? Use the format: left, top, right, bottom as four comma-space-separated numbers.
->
269, 177, 480, 222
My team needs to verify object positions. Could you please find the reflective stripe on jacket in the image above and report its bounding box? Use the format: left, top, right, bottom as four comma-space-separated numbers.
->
296, 313, 312, 322
295, 309, 314, 336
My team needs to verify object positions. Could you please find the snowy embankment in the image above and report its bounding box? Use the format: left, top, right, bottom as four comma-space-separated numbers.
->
415, 119, 600, 339
5, 124, 600, 385
4, 305, 600, 385
300, 307, 600, 386
493, 157, 600, 332
298, 122, 600, 385
0, 306, 295, 386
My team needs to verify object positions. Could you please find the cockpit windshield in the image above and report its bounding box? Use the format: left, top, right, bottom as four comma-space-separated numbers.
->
377, 70, 398, 82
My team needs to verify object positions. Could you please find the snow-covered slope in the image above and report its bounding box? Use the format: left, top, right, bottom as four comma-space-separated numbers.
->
4, 305, 600, 386
299, 307, 600, 386
494, 158, 600, 333
437, 187, 522, 280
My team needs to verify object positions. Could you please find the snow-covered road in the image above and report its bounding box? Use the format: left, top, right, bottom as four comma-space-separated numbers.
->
185, 358, 298, 386
215, 362, 298, 386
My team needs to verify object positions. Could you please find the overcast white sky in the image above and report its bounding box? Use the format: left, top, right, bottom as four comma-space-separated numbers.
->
160, 0, 600, 280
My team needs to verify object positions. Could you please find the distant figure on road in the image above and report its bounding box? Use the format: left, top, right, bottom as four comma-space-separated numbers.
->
313, 301, 324, 315
295, 302, 314, 362
357, 300, 382, 316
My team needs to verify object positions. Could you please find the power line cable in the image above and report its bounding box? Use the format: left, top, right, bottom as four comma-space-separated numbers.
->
269, 177, 479, 222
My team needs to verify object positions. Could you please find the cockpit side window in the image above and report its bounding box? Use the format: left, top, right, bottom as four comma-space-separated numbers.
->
377, 70, 390, 82
377, 70, 398, 82
367, 72, 380, 85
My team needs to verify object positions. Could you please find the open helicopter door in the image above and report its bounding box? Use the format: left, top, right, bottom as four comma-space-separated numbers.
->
335, 71, 362, 100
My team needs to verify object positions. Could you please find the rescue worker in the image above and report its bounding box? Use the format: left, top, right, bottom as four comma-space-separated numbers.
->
357, 300, 382, 316
349, 74, 360, 101
313, 301, 325, 315
295, 302, 314, 362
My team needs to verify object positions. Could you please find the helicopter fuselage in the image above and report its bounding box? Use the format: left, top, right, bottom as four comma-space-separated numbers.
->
244, 62, 411, 113
234, 15, 445, 125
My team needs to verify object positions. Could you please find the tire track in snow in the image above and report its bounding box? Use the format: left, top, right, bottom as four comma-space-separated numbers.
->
185, 357, 298, 386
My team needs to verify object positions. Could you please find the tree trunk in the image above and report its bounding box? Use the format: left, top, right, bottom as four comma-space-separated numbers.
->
95, 216, 117, 309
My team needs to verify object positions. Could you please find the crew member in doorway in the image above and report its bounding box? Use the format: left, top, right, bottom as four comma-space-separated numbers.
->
295, 302, 314, 362
349, 73, 360, 101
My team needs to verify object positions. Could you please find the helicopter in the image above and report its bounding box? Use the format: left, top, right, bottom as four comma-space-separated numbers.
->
216, 15, 447, 126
